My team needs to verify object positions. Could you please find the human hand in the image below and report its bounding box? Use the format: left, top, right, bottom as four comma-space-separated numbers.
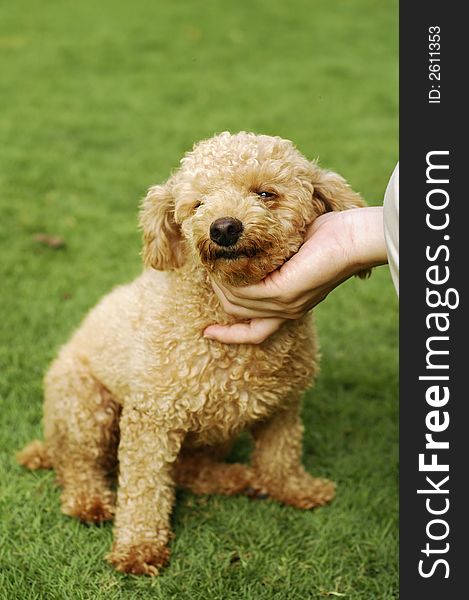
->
203, 207, 387, 344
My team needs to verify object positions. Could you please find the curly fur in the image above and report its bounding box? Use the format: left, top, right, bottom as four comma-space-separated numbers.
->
17, 131, 366, 575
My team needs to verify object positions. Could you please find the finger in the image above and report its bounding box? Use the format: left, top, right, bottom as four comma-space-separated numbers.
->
212, 281, 294, 318
212, 279, 299, 314
203, 318, 285, 345
213, 277, 283, 303
213, 276, 334, 318
216, 250, 315, 304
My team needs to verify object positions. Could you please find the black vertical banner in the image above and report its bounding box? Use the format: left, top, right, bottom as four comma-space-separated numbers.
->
400, 3, 466, 598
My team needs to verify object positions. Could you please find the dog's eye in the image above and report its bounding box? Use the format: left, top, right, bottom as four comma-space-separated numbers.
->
194, 201, 203, 210
257, 191, 276, 199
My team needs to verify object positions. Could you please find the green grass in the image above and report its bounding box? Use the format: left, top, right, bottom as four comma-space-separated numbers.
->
0, 0, 398, 598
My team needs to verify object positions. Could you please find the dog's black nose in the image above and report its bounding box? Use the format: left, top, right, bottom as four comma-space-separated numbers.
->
209, 217, 243, 247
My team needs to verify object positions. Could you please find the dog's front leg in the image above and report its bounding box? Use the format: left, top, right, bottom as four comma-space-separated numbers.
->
250, 401, 336, 509
106, 404, 183, 576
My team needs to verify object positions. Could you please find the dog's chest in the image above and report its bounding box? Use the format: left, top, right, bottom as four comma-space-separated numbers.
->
141, 277, 318, 441
173, 324, 318, 442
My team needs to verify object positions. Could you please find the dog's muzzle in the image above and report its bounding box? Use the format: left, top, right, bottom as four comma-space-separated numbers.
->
209, 217, 243, 247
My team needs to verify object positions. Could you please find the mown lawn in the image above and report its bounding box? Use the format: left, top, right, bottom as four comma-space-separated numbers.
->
0, 0, 398, 598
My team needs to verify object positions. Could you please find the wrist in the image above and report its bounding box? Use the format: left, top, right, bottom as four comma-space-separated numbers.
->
346, 206, 388, 272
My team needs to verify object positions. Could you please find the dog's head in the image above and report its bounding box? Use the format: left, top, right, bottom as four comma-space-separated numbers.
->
140, 132, 366, 285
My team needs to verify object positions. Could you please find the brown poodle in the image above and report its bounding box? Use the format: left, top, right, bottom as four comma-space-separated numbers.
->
17, 131, 366, 576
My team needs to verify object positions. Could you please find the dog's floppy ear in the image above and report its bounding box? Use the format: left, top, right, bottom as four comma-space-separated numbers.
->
139, 177, 186, 270
309, 162, 366, 214
309, 162, 371, 279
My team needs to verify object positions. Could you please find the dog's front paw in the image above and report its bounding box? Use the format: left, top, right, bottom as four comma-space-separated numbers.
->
106, 542, 170, 576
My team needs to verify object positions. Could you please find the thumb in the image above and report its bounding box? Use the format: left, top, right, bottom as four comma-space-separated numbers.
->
203, 318, 285, 345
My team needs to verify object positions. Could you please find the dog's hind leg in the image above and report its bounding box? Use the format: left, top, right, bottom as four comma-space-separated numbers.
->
174, 443, 254, 496
17, 439, 53, 470
43, 353, 121, 524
